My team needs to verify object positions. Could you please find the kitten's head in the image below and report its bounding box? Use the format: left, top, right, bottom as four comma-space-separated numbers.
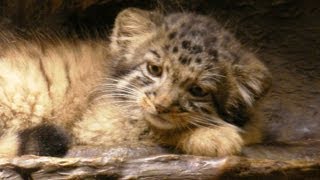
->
106, 8, 271, 130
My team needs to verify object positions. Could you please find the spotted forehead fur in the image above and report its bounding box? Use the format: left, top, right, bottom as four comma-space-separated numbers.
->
164, 13, 241, 63
141, 13, 243, 87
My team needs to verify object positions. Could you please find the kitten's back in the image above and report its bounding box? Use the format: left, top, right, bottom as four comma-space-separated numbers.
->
0, 35, 109, 156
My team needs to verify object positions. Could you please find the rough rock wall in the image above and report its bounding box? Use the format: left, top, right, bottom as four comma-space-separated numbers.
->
212, 0, 320, 142
0, 0, 319, 142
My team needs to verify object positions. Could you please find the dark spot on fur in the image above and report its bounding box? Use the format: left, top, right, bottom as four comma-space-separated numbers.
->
190, 45, 203, 54
18, 124, 70, 157
172, 46, 179, 53
164, 44, 170, 51
196, 58, 202, 64
150, 50, 161, 58
181, 57, 188, 64
208, 49, 218, 61
179, 56, 191, 65
182, 40, 191, 50
168, 32, 177, 39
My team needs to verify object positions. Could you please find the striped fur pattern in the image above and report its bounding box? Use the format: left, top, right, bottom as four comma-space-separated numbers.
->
0, 8, 271, 157
0, 36, 108, 156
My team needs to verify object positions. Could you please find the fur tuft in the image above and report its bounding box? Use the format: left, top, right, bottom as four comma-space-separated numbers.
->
0, 131, 20, 157
18, 124, 70, 157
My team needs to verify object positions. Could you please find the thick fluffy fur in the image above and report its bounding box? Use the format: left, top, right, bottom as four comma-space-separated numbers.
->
0, 8, 271, 157
0, 37, 108, 156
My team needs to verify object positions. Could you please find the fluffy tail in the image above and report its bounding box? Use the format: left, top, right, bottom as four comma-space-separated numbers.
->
0, 124, 70, 157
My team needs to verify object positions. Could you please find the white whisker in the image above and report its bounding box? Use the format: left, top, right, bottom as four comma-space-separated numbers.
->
188, 114, 226, 127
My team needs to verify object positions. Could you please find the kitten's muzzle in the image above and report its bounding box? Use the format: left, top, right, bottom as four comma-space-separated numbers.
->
154, 104, 171, 114
154, 101, 182, 114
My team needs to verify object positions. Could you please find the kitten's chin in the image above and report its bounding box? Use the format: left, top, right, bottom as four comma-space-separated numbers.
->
144, 114, 176, 130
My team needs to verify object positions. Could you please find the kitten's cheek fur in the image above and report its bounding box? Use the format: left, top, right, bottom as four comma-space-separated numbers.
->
177, 125, 244, 156
144, 114, 175, 130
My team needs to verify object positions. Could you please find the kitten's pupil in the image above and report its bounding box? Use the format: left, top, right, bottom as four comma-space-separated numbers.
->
189, 85, 207, 97
147, 63, 162, 77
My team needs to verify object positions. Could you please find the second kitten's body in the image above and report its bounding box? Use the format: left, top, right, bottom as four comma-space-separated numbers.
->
0, 8, 271, 157
0, 38, 107, 155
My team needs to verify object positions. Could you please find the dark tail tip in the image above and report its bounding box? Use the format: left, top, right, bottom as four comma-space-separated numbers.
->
18, 124, 71, 157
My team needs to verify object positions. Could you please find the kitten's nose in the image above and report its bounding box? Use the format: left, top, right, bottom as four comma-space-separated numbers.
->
154, 104, 170, 114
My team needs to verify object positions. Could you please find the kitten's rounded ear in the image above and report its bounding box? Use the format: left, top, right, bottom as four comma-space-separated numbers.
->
215, 53, 272, 126
110, 8, 163, 52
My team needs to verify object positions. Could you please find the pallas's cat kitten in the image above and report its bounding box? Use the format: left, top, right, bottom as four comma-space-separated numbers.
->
0, 8, 271, 157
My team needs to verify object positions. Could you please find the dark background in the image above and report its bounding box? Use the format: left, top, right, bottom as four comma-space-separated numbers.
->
1, 0, 319, 143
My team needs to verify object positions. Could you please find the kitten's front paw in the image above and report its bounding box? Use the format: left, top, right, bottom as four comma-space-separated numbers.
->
177, 125, 243, 157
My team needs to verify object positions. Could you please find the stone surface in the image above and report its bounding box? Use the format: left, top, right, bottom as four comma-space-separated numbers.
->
0, 141, 320, 179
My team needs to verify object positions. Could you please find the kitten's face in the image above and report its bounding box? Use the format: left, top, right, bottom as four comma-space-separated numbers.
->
120, 38, 223, 130
109, 13, 227, 130
105, 8, 271, 130
111, 43, 222, 130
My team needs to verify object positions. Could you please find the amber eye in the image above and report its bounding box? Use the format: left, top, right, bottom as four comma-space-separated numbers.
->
147, 63, 162, 77
189, 85, 208, 97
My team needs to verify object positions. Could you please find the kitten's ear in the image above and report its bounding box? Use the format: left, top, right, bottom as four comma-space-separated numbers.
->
216, 53, 272, 126
110, 8, 163, 52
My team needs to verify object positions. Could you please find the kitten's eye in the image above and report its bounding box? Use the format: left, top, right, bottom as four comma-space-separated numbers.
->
189, 85, 208, 97
147, 63, 162, 77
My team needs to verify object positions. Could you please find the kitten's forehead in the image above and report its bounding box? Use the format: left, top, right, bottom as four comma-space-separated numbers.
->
142, 13, 234, 85
162, 14, 222, 78
163, 14, 221, 64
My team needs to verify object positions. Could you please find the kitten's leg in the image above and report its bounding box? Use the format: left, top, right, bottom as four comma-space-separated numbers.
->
18, 124, 71, 157
176, 124, 243, 157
